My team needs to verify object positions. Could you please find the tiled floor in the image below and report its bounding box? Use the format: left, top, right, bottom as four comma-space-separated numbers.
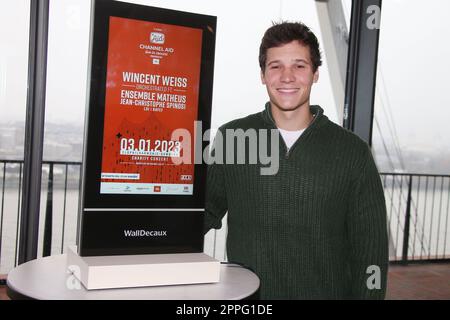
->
1, 263, 450, 300
0, 276, 8, 300
386, 263, 450, 300
0, 290, 8, 300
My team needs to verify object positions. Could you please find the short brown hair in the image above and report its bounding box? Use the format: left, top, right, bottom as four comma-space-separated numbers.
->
259, 21, 322, 73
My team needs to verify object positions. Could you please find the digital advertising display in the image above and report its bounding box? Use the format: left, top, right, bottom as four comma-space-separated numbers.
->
100, 17, 203, 196
77, 0, 216, 256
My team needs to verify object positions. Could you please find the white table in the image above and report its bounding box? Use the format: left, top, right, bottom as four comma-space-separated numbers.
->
6, 254, 260, 300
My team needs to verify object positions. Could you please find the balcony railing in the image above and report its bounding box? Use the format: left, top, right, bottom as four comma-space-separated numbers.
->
0, 160, 82, 274
381, 172, 450, 264
1, 159, 449, 274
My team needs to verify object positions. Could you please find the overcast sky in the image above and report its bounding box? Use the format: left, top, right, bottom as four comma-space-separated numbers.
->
375, 0, 450, 152
1, 0, 450, 170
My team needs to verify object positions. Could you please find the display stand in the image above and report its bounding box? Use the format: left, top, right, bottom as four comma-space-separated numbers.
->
67, 246, 219, 290
7, 255, 260, 300
73, 0, 218, 290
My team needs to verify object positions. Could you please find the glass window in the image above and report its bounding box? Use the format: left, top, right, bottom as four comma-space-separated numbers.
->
373, 0, 450, 174
374, 0, 450, 261
0, 0, 30, 274
37, 0, 91, 260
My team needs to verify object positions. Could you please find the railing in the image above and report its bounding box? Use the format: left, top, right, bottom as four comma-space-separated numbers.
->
1, 159, 450, 274
0, 160, 82, 274
380, 173, 450, 264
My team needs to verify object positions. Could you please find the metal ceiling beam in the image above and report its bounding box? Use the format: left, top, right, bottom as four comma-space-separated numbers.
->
315, 0, 349, 125
343, 0, 382, 146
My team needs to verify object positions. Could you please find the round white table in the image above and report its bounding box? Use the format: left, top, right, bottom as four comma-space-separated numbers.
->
6, 254, 260, 300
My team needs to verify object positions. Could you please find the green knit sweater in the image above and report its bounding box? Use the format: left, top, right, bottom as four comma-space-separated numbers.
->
204, 103, 388, 299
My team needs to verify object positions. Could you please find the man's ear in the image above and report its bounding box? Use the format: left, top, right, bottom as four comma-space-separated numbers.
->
313, 69, 319, 83
261, 70, 266, 85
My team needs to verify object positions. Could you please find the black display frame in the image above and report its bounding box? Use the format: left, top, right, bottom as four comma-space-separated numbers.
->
78, 0, 216, 256
82, 0, 215, 210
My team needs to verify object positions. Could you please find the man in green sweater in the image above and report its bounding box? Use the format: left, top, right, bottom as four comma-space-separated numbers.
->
204, 22, 388, 299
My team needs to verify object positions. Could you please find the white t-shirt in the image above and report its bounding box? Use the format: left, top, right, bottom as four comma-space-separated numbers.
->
278, 128, 305, 150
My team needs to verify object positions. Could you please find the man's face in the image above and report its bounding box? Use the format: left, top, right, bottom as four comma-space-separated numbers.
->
261, 40, 319, 112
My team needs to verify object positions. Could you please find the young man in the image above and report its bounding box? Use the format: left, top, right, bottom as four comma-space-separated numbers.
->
204, 22, 388, 299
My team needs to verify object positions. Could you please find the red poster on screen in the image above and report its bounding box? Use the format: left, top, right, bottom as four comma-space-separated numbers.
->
100, 16, 202, 195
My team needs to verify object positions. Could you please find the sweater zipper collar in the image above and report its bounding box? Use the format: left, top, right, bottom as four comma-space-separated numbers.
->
262, 102, 324, 158
284, 114, 318, 158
